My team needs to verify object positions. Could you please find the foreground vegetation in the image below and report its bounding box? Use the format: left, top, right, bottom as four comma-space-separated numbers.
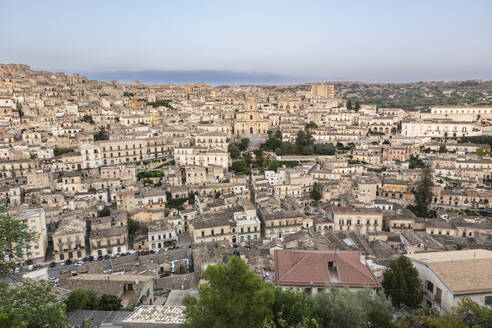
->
183, 257, 492, 328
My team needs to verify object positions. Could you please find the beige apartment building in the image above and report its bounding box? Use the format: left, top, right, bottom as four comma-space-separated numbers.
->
194, 131, 228, 150
259, 208, 308, 239
328, 206, 383, 235
53, 216, 86, 261
90, 226, 128, 256
310, 83, 335, 99
97, 139, 147, 166
13, 208, 48, 264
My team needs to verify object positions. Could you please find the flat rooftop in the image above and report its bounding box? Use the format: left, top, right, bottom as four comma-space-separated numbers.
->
407, 249, 492, 262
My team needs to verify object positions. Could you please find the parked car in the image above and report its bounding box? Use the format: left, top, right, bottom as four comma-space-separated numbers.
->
64, 259, 72, 265
104, 255, 109, 260
88, 256, 94, 262
27, 265, 34, 271
49, 262, 56, 268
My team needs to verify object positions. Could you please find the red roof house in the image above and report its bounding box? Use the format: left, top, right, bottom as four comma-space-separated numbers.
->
273, 249, 380, 292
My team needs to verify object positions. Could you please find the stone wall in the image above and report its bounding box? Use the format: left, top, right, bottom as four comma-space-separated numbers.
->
155, 272, 200, 290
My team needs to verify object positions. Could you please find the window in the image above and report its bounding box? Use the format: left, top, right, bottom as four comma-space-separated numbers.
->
435, 287, 442, 305
485, 296, 492, 306
426, 280, 434, 293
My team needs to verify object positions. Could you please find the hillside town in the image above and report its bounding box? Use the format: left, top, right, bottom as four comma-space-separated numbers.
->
1, 63, 492, 327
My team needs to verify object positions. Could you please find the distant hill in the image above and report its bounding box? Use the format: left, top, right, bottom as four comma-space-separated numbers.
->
81, 70, 307, 86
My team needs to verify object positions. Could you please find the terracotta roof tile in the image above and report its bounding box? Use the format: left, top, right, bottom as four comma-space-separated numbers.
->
274, 249, 380, 288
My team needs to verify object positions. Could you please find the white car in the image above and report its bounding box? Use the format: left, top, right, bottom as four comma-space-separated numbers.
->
59, 261, 66, 266
75, 261, 84, 266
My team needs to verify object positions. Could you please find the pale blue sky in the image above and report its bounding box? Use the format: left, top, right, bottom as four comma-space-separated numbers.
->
1, 0, 491, 83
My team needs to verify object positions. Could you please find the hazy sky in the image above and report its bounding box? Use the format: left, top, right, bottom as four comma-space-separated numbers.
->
1, 0, 491, 83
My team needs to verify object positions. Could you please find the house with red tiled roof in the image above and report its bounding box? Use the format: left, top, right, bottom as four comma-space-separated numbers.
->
273, 249, 380, 295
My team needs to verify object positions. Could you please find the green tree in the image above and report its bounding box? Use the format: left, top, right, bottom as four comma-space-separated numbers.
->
262, 137, 282, 151
54, 147, 75, 157
127, 218, 140, 237
228, 144, 240, 159
93, 130, 109, 141
295, 129, 313, 148
357, 288, 393, 328
454, 297, 492, 327
346, 100, 353, 110
310, 183, 322, 202
305, 121, 318, 130
274, 130, 282, 139
0, 215, 37, 276
81, 115, 94, 124
412, 166, 434, 218
98, 294, 122, 311
65, 288, 100, 312
80, 318, 95, 328
272, 288, 319, 328
65, 288, 90, 312
183, 256, 275, 328
314, 288, 365, 328
354, 101, 361, 111
0, 280, 68, 327
238, 138, 250, 151
276, 142, 297, 155
231, 160, 250, 175
97, 207, 111, 217
382, 256, 423, 308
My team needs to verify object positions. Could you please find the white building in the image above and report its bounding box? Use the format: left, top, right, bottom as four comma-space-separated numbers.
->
401, 119, 482, 138
148, 220, 177, 251
407, 249, 492, 313
174, 146, 230, 169
264, 170, 287, 185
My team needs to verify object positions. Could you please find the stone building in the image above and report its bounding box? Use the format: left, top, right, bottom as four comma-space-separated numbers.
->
233, 99, 269, 135
53, 216, 86, 262
89, 225, 128, 256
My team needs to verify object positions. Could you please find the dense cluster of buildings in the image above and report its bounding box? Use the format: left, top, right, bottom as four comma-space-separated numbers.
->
2, 64, 492, 325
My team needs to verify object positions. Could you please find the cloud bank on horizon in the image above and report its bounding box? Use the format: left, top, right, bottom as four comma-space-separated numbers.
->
78, 70, 310, 86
